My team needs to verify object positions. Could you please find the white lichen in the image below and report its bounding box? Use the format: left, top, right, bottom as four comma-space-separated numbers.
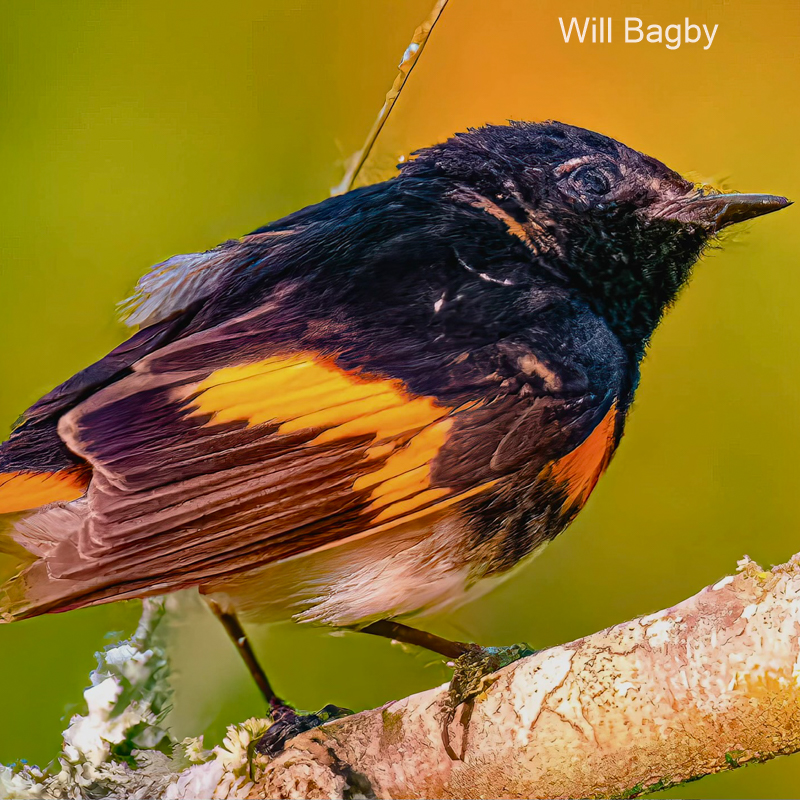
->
0, 596, 280, 800
2, 599, 176, 799
164, 761, 225, 800
181, 736, 211, 765
646, 617, 676, 648
614, 680, 636, 697
165, 718, 272, 800
737, 555, 758, 572
742, 604, 759, 619
0, 765, 43, 800
62, 676, 145, 765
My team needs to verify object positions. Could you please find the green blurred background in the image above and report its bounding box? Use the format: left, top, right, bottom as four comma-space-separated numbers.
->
1, 1, 798, 797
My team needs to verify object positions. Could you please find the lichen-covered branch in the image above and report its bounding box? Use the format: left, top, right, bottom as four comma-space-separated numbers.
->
245, 553, 800, 799
5, 554, 800, 800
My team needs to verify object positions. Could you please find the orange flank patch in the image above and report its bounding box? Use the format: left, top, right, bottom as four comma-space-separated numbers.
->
0, 469, 89, 514
187, 354, 450, 445
545, 403, 617, 510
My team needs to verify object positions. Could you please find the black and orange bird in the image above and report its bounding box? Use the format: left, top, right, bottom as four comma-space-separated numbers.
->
0, 121, 790, 749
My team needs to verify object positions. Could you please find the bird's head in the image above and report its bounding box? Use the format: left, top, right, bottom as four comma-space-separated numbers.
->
401, 121, 790, 357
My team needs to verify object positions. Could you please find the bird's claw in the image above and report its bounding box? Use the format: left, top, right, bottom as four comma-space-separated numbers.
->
441, 643, 535, 760
253, 703, 354, 759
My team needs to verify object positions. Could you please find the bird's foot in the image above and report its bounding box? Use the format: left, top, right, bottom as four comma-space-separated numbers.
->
254, 703, 354, 759
441, 643, 535, 760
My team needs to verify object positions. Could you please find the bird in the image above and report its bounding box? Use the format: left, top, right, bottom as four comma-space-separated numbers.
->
0, 120, 790, 753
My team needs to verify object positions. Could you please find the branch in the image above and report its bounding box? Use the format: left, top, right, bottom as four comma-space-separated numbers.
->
245, 553, 800, 799
5, 554, 800, 800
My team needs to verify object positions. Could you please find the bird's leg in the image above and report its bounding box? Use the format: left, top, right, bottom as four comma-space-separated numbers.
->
360, 619, 473, 658
362, 619, 535, 760
205, 597, 287, 713
205, 598, 353, 759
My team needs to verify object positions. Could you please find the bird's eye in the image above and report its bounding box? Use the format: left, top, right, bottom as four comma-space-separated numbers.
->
569, 165, 612, 196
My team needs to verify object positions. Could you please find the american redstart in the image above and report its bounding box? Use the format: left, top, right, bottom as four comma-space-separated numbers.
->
0, 121, 790, 752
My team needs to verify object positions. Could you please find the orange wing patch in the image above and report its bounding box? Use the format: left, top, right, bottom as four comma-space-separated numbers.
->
544, 403, 617, 511
0, 469, 89, 514
187, 355, 448, 442
185, 354, 458, 522
354, 419, 453, 522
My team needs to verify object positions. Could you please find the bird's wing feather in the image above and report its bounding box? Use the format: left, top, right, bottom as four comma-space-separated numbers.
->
4, 312, 617, 618
117, 230, 295, 328
4, 339, 466, 613
0, 312, 199, 514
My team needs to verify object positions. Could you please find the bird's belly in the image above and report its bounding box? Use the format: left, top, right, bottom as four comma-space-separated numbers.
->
203, 513, 474, 627
204, 409, 617, 628
203, 498, 559, 629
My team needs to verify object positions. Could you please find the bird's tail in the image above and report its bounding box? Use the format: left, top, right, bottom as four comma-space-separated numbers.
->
0, 472, 167, 623
0, 309, 191, 622
0, 432, 93, 623
0, 513, 31, 622
0, 499, 98, 623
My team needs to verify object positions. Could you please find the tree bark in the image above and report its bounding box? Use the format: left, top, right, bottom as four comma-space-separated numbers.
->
8, 553, 800, 800
238, 553, 800, 799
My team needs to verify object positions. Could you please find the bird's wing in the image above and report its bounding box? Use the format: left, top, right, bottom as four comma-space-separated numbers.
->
0, 228, 286, 516
2, 307, 619, 618
0, 312, 199, 516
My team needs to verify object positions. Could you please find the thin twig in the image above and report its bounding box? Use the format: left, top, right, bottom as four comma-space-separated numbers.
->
331, 0, 450, 195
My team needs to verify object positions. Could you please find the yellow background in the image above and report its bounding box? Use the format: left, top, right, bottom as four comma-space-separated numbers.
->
1, 1, 798, 797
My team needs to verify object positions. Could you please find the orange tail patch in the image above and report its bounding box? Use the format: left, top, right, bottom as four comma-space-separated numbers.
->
0, 469, 89, 514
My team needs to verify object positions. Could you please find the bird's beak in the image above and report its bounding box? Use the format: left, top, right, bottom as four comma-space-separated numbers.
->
652, 191, 791, 230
